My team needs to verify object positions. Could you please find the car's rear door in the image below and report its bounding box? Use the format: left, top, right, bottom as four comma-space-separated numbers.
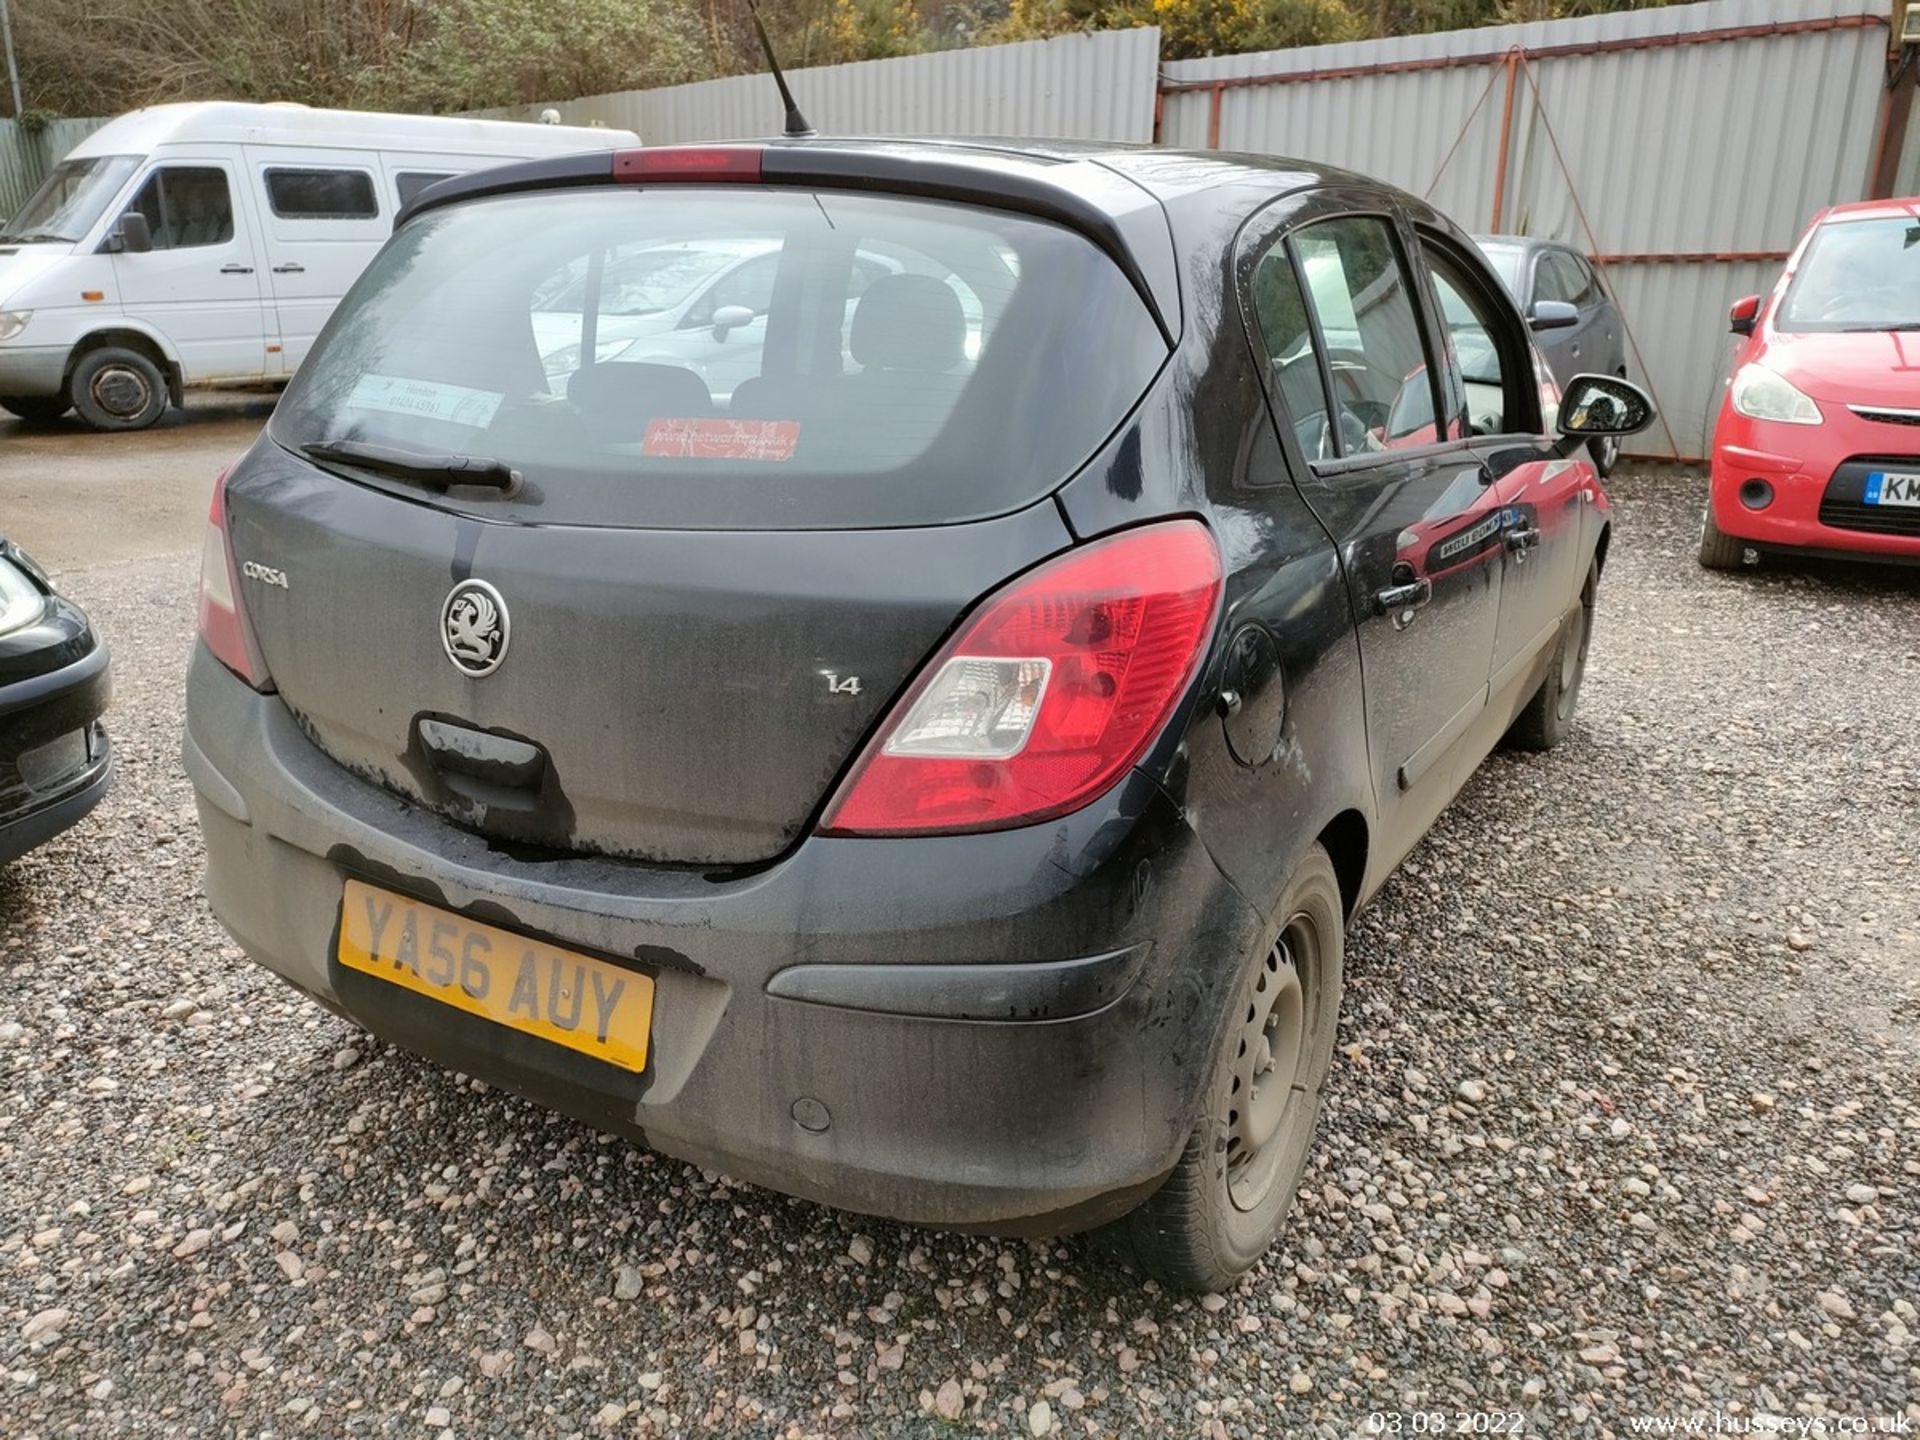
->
1240, 195, 1505, 861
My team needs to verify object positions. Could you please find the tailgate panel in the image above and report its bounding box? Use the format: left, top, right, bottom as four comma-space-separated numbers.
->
225, 444, 1070, 865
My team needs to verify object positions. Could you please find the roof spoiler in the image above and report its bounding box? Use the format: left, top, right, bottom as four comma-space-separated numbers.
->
394, 143, 1177, 349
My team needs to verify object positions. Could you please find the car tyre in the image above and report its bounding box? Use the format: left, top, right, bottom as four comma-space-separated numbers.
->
1588, 432, 1620, 478
68, 347, 168, 432
0, 394, 72, 423
1697, 504, 1747, 571
1109, 844, 1344, 1293
1505, 557, 1597, 752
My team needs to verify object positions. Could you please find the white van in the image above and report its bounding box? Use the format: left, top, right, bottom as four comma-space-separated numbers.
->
0, 102, 639, 430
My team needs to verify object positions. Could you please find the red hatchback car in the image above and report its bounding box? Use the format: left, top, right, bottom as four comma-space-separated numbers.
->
1700, 197, 1920, 569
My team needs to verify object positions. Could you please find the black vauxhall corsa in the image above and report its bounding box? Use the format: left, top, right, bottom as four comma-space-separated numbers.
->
183, 136, 1653, 1290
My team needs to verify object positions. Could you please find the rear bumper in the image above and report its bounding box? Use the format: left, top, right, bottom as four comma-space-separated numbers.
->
0, 643, 113, 864
183, 646, 1264, 1232
0, 346, 69, 398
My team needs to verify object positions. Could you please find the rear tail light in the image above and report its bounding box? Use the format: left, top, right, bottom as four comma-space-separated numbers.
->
821, 520, 1222, 837
612, 146, 763, 182
197, 466, 272, 690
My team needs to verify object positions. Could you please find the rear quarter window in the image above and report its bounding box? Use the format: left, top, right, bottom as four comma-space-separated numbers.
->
270, 187, 1169, 529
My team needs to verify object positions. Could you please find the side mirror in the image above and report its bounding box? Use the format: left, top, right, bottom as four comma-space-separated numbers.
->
1728, 294, 1761, 337
1528, 299, 1579, 332
111, 212, 152, 254
710, 304, 755, 340
1557, 373, 1654, 452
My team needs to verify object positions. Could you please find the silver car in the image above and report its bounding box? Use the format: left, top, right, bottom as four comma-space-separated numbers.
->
1475, 236, 1628, 474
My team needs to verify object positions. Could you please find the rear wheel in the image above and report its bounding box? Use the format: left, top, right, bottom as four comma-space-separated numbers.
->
1697, 504, 1748, 571
1505, 557, 1596, 752
1110, 845, 1344, 1293
69, 346, 168, 432
0, 394, 71, 423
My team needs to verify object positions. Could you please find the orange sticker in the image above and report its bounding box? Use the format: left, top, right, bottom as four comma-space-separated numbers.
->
642, 418, 800, 462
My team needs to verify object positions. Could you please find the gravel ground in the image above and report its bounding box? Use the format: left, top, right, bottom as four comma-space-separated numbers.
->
1, 468, 1915, 1439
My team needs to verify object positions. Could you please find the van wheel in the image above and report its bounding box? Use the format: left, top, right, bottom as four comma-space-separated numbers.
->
1697, 505, 1748, 571
69, 347, 168, 431
1109, 844, 1344, 1293
0, 394, 71, 423
1505, 558, 1597, 752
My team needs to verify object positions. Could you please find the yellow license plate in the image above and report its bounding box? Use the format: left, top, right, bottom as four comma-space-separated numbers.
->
336, 880, 654, 1072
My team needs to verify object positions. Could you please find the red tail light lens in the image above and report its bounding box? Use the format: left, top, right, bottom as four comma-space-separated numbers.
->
821, 520, 1222, 837
196, 467, 272, 690
613, 146, 764, 182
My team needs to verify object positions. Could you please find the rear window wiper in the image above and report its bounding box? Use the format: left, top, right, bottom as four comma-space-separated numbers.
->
300, 439, 521, 492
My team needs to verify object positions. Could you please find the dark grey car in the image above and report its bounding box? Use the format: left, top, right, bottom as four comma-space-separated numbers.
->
1475, 236, 1628, 474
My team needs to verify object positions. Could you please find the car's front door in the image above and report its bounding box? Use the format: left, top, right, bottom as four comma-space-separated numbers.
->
109, 161, 269, 383
1242, 200, 1505, 863
1415, 230, 1591, 705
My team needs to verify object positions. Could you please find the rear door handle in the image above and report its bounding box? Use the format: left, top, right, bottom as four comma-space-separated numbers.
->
271, 262, 305, 275
220, 262, 254, 275
1373, 577, 1433, 618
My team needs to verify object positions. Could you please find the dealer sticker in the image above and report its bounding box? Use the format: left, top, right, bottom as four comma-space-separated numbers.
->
345, 375, 503, 429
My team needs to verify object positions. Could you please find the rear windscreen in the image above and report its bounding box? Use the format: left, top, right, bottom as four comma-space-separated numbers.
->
269, 187, 1170, 529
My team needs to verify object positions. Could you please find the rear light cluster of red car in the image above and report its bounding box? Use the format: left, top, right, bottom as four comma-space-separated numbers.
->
197, 467, 273, 690
821, 520, 1223, 837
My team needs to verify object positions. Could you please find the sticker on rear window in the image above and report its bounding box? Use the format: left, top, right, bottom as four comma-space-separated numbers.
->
345, 375, 503, 429
642, 418, 799, 462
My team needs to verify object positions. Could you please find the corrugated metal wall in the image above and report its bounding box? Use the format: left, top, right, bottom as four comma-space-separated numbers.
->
475, 27, 1161, 144
1160, 0, 1899, 459
0, 117, 111, 218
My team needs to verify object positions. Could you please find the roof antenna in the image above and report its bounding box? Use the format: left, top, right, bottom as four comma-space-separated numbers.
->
744, 0, 815, 139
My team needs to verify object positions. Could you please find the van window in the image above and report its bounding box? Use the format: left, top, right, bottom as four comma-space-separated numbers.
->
271, 187, 1169, 530
124, 167, 235, 250
395, 171, 457, 208
0, 155, 139, 245
265, 168, 379, 220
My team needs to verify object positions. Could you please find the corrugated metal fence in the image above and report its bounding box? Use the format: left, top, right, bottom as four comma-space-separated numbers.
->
1159, 0, 1908, 459
0, 116, 110, 218
10, 3, 1916, 458
473, 27, 1161, 144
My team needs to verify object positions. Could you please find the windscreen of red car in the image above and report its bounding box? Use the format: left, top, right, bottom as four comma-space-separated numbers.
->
269, 188, 1171, 529
1776, 216, 1920, 333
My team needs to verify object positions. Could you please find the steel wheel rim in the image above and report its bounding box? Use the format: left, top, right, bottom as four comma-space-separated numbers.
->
91, 365, 151, 419
1226, 917, 1315, 1212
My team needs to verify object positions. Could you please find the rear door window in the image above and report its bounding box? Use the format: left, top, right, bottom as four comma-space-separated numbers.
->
271, 187, 1169, 529
1284, 215, 1441, 456
1250, 243, 1338, 461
